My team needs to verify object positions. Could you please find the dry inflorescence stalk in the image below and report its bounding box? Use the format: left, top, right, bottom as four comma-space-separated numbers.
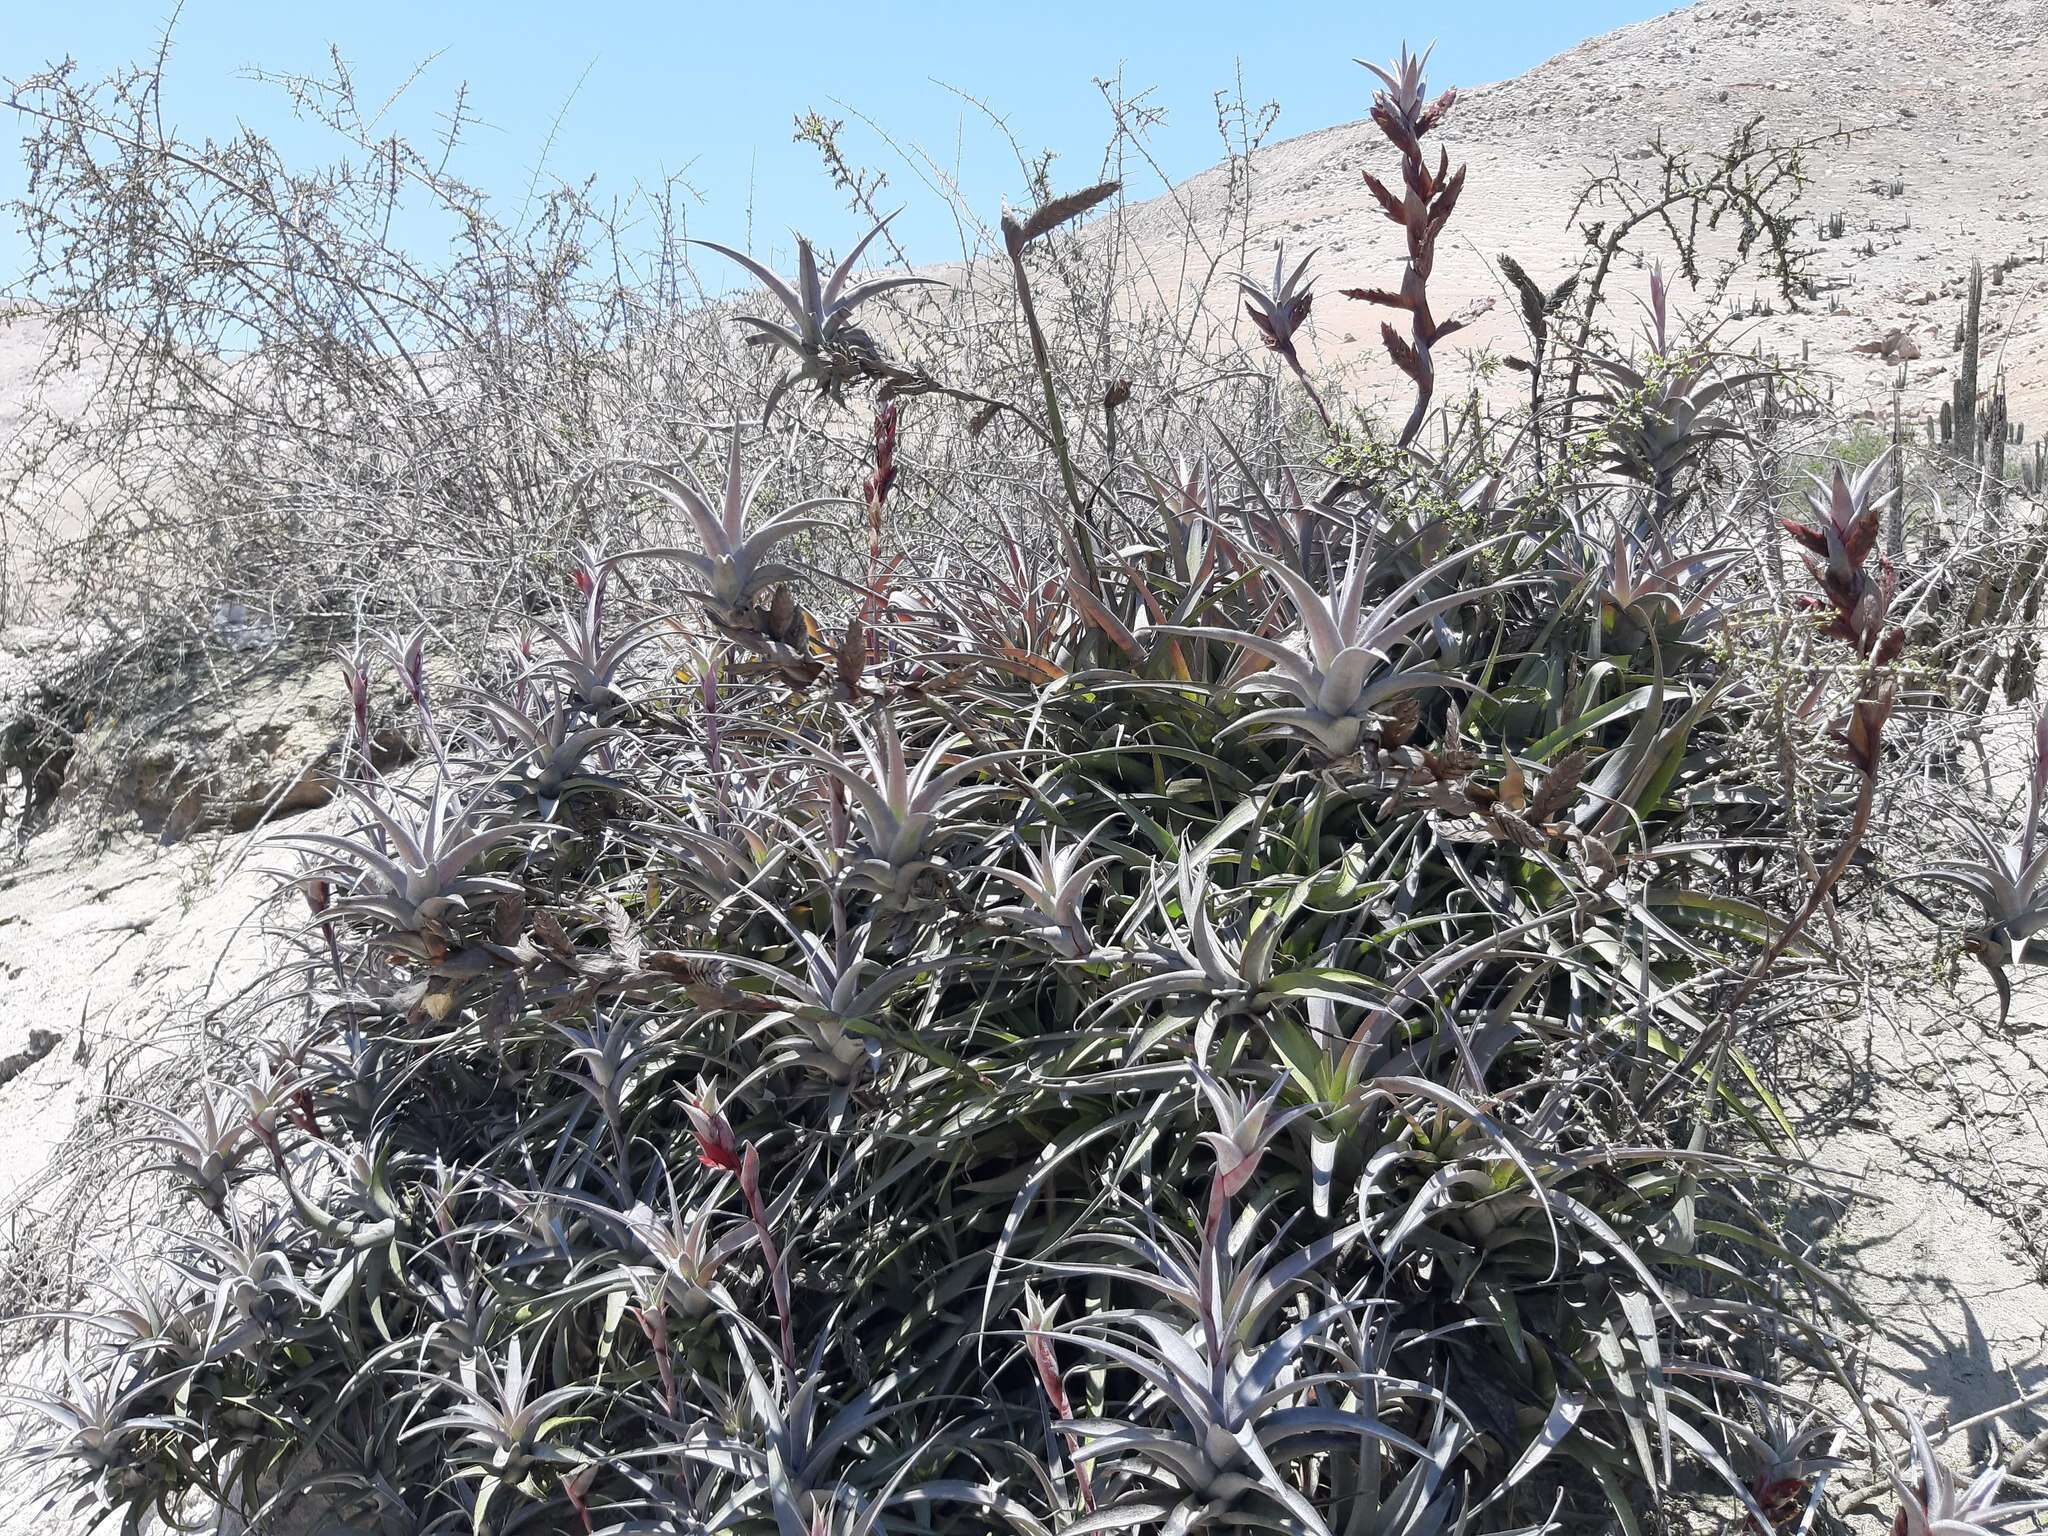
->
1342, 46, 1481, 447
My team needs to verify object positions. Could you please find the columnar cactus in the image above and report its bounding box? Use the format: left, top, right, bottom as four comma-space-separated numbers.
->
1954, 258, 1984, 467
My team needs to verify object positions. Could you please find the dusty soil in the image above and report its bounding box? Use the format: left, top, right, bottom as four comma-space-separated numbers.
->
0, 826, 289, 1534
1804, 703, 2048, 1514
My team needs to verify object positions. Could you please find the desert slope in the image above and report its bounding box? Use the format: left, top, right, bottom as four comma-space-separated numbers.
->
1122, 0, 2048, 436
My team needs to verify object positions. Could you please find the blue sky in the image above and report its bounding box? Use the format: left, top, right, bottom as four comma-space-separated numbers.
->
4, 1, 1664, 285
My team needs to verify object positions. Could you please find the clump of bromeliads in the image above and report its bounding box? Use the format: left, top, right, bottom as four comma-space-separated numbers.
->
15, 43, 2047, 1536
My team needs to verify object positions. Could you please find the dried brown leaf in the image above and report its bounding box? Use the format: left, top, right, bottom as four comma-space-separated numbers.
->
1529, 750, 1589, 825
1381, 322, 1426, 384
1014, 181, 1121, 249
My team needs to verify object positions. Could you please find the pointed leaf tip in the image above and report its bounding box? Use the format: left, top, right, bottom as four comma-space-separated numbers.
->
1014, 181, 1122, 249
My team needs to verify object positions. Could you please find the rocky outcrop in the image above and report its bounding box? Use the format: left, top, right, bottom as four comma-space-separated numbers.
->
98, 652, 414, 840
1, 628, 418, 842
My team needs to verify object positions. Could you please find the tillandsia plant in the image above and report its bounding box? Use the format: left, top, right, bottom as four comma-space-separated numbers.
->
1647, 449, 1904, 1108
1237, 245, 1334, 432
692, 214, 946, 420
1724, 1393, 1845, 1534
1157, 533, 1524, 760
1549, 515, 1744, 663
1905, 709, 2048, 1021
1574, 264, 1764, 523
22, 37, 1921, 1536
1883, 1410, 2048, 1536
631, 429, 850, 632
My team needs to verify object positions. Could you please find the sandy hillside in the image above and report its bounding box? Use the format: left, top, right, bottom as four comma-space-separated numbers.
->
1123, 0, 2048, 440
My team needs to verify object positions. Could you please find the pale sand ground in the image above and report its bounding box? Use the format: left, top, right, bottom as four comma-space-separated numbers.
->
1806, 705, 2048, 1516
0, 830, 288, 1534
